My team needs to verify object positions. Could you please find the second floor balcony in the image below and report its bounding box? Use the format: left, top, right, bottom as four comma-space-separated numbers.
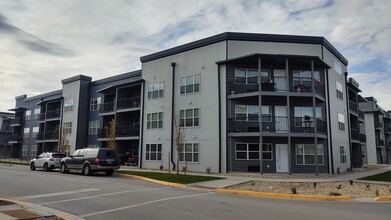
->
8, 134, 22, 143
10, 117, 23, 126
116, 97, 141, 110
36, 131, 59, 141
99, 102, 115, 114
349, 100, 358, 114
351, 128, 360, 141
97, 125, 140, 139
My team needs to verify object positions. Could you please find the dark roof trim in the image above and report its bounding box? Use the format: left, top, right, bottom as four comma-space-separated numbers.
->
36, 95, 62, 105
96, 85, 113, 93
23, 90, 63, 102
15, 95, 27, 100
90, 70, 142, 86
61, 75, 92, 85
140, 32, 348, 66
8, 107, 26, 111
216, 53, 331, 68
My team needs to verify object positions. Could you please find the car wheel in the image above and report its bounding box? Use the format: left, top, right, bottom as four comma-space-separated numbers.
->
30, 162, 35, 171
43, 163, 49, 172
60, 163, 68, 174
105, 170, 114, 176
83, 164, 92, 176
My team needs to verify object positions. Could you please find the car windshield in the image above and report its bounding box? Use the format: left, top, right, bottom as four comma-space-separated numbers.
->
52, 154, 65, 158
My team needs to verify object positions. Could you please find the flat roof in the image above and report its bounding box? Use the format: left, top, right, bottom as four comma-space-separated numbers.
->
140, 32, 348, 65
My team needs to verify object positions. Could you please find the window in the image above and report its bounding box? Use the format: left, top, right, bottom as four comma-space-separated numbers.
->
145, 143, 162, 161
340, 146, 347, 164
89, 121, 100, 134
90, 97, 101, 111
147, 82, 164, 99
23, 128, 30, 138
294, 107, 322, 127
234, 105, 271, 122
180, 108, 199, 127
63, 122, 72, 134
296, 144, 324, 165
30, 145, 37, 156
34, 108, 40, 119
180, 74, 200, 94
179, 143, 199, 162
235, 143, 273, 160
64, 98, 74, 112
338, 113, 345, 131
235, 68, 261, 84
261, 106, 272, 122
22, 145, 28, 156
32, 127, 39, 137
293, 70, 320, 92
147, 112, 163, 129
25, 110, 31, 120
336, 81, 343, 100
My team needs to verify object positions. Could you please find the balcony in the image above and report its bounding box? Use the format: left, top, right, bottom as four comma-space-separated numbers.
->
116, 97, 141, 110
375, 121, 383, 130
46, 109, 61, 120
99, 102, 115, 114
10, 117, 23, 126
360, 133, 366, 143
385, 127, 391, 134
97, 125, 140, 139
351, 128, 360, 141
228, 117, 326, 134
37, 131, 59, 141
359, 111, 364, 121
8, 134, 22, 143
37, 113, 46, 121
376, 139, 385, 147
349, 100, 358, 114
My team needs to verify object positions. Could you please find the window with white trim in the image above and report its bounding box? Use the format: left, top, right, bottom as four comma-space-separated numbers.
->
340, 146, 347, 164
145, 143, 162, 161
34, 108, 40, 119
22, 145, 28, 156
64, 98, 74, 112
180, 74, 200, 94
63, 122, 72, 134
295, 144, 324, 165
179, 143, 199, 162
89, 120, 100, 134
180, 108, 199, 127
30, 145, 37, 156
147, 82, 164, 99
336, 81, 343, 100
25, 110, 31, 120
90, 97, 101, 111
23, 127, 30, 138
235, 143, 273, 160
32, 127, 39, 137
147, 112, 163, 129
338, 113, 345, 131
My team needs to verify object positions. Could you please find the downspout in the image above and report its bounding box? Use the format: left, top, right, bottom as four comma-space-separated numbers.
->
170, 62, 176, 171
326, 68, 334, 174
345, 72, 353, 171
139, 80, 145, 168
217, 64, 222, 173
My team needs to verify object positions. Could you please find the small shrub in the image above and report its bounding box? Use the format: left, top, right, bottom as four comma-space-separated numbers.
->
159, 165, 164, 170
336, 184, 342, 189
349, 180, 353, 185
291, 187, 297, 194
375, 188, 379, 197
329, 192, 342, 196
182, 166, 187, 172
313, 182, 317, 188
206, 166, 211, 174
336, 167, 340, 175
251, 181, 256, 186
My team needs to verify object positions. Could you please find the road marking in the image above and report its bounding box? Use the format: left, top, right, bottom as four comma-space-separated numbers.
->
80, 192, 214, 218
12, 188, 100, 200
39, 187, 170, 205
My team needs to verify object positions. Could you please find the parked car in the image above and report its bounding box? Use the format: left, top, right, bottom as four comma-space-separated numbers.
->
60, 148, 120, 176
30, 152, 65, 172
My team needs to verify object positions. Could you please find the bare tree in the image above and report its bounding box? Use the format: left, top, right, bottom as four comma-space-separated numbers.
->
174, 114, 186, 175
106, 118, 117, 150
58, 128, 69, 156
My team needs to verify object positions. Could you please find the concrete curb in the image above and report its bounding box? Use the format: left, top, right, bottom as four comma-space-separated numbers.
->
0, 197, 28, 208
214, 189, 354, 201
373, 196, 391, 201
119, 173, 186, 188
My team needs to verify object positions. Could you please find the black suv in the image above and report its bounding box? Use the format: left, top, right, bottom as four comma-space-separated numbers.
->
60, 148, 120, 176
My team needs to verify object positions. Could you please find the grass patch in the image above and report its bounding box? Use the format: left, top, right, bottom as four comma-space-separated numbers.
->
0, 161, 29, 166
359, 171, 391, 182
116, 170, 224, 184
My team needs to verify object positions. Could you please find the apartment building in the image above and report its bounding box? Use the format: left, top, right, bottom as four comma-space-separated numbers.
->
359, 97, 389, 164
6, 32, 389, 173
0, 112, 14, 157
8, 71, 142, 161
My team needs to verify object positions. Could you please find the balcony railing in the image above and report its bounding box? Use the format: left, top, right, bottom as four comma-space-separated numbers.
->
385, 127, 391, 134
349, 100, 358, 114
360, 133, 366, 142
375, 121, 383, 129
116, 97, 141, 110
8, 134, 22, 142
376, 139, 385, 147
46, 109, 61, 119
37, 131, 59, 140
351, 128, 360, 141
98, 125, 140, 138
228, 117, 326, 134
37, 113, 46, 121
10, 117, 23, 126
99, 102, 115, 114
359, 111, 364, 120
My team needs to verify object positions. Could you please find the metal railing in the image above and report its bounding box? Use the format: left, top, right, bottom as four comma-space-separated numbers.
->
116, 97, 141, 110
349, 100, 358, 113
376, 139, 385, 147
46, 109, 61, 119
351, 128, 360, 141
98, 125, 140, 138
359, 111, 365, 120
360, 133, 366, 142
37, 113, 46, 121
44, 131, 59, 140
10, 117, 23, 126
8, 134, 21, 142
99, 102, 115, 114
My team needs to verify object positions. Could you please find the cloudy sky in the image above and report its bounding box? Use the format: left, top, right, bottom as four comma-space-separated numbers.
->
0, 0, 390, 112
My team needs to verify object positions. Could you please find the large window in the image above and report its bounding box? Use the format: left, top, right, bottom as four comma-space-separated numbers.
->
145, 143, 162, 161
147, 112, 163, 129
340, 146, 347, 164
147, 82, 164, 99
295, 144, 324, 165
34, 108, 40, 120
293, 70, 320, 92
22, 145, 28, 156
338, 113, 345, 131
235, 68, 258, 84
179, 143, 199, 162
235, 143, 273, 160
63, 122, 72, 134
294, 107, 322, 127
180, 74, 200, 94
89, 120, 100, 134
25, 110, 31, 120
23, 128, 30, 138
90, 97, 101, 111
180, 108, 199, 127
30, 145, 37, 157
64, 98, 74, 112
336, 81, 343, 100
32, 127, 39, 137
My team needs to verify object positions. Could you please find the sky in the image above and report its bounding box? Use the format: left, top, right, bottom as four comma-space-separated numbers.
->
0, 0, 390, 112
